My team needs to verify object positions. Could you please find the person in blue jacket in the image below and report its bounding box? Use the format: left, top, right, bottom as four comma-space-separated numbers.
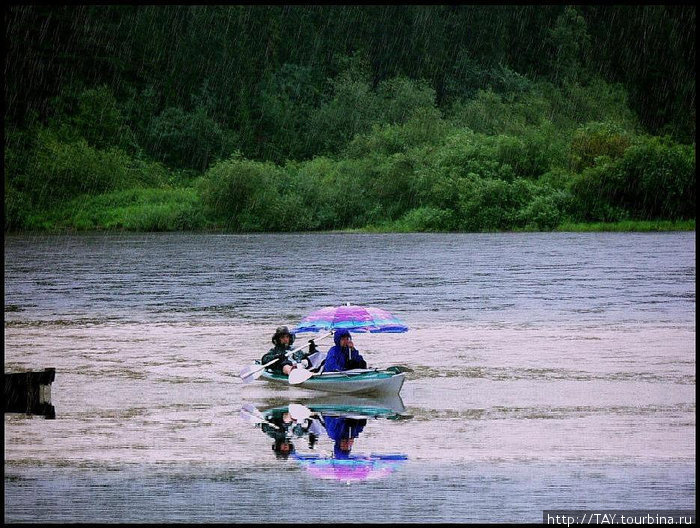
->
324, 415, 367, 459
324, 329, 367, 372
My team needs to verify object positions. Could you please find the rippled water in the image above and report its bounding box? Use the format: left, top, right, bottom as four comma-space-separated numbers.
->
4, 232, 696, 522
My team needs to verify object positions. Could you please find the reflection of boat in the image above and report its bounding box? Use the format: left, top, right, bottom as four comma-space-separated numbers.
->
256, 395, 409, 482
259, 367, 405, 396
259, 392, 408, 420
241, 394, 410, 473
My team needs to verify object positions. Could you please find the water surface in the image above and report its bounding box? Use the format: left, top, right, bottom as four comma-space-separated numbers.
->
4, 232, 695, 522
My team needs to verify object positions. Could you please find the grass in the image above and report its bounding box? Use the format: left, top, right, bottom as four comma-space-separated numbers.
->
14, 188, 696, 234
359, 219, 696, 234
23, 187, 211, 232
556, 219, 696, 232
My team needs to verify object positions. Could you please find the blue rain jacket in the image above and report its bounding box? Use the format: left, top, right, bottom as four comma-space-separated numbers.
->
324, 416, 367, 459
324, 329, 367, 372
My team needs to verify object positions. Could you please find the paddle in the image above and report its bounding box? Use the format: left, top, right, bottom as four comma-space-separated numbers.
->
288, 367, 372, 384
288, 365, 317, 385
288, 403, 313, 421
239, 331, 332, 384
289, 335, 375, 385
289, 364, 413, 385
288, 348, 369, 384
239, 403, 278, 427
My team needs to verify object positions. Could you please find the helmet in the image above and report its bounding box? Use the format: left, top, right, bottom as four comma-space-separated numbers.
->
272, 326, 295, 346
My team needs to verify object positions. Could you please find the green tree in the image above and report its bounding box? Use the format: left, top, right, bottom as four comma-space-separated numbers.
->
548, 6, 591, 85
146, 106, 234, 172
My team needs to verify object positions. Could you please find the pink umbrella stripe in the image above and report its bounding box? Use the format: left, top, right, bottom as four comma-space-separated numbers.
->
294, 305, 408, 333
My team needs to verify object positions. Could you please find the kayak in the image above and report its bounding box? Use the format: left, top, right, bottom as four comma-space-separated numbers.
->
259, 367, 406, 396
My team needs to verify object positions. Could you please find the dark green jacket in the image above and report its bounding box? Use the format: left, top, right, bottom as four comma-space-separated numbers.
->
261, 411, 290, 441
261, 344, 307, 374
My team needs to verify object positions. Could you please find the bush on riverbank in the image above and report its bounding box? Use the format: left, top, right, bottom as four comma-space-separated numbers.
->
21, 187, 206, 231
569, 135, 696, 222
4, 71, 695, 233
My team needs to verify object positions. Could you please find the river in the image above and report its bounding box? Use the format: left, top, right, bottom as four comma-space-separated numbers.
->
4, 232, 695, 522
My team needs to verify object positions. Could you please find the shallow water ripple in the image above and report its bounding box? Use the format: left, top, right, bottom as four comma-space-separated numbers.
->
4, 232, 695, 522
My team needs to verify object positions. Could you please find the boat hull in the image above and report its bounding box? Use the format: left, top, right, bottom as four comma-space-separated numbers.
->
260, 369, 405, 395
261, 393, 407, 419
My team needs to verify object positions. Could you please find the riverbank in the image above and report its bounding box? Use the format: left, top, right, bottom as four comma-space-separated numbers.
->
555, 219, 696, 232
7, 129, 695, 235
359, 219, 696, 234
6, 219, 695, 235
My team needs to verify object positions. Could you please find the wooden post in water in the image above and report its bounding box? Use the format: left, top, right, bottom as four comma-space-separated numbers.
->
3, 368, 56, 419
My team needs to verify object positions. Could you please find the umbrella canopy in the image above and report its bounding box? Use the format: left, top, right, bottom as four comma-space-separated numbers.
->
293, 304, 408, 333
294, 454, 408, 482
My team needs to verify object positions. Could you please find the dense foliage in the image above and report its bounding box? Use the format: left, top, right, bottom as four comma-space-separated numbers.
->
4, 6, 696, 232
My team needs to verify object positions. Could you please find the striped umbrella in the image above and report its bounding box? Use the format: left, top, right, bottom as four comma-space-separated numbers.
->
293, 304, 408, 334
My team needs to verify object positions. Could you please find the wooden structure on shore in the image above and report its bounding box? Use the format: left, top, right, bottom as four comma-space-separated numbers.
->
3, 368, 56, 419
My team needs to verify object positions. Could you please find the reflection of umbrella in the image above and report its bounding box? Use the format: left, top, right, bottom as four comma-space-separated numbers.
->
294, 454, 408, 482
293, 304, 408, 334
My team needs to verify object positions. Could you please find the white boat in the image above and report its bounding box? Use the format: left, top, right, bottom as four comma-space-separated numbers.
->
259, 367, 406, 396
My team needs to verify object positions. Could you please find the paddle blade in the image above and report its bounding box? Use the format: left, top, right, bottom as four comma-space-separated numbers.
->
239, 403, 266, 425
288, 367, 314, 385
288, 403, 312, 421
239, 364, 265, 384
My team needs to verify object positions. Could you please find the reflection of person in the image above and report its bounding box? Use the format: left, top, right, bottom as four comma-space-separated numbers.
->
324, 329, 367, 372
261, 326, 312, 376
272, 437, 295, 459
293, 416, 324, 450
323, 415, 367, 459
259, 408, 323, 459
260, 410, 296, 460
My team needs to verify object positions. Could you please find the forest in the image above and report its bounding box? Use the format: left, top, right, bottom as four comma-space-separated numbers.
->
4, 5, 696, 232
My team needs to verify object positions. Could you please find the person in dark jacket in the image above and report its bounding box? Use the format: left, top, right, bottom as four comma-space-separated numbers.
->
323, 329, 367, 372
259, 407, 324, 459
260, 326, 313, 376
